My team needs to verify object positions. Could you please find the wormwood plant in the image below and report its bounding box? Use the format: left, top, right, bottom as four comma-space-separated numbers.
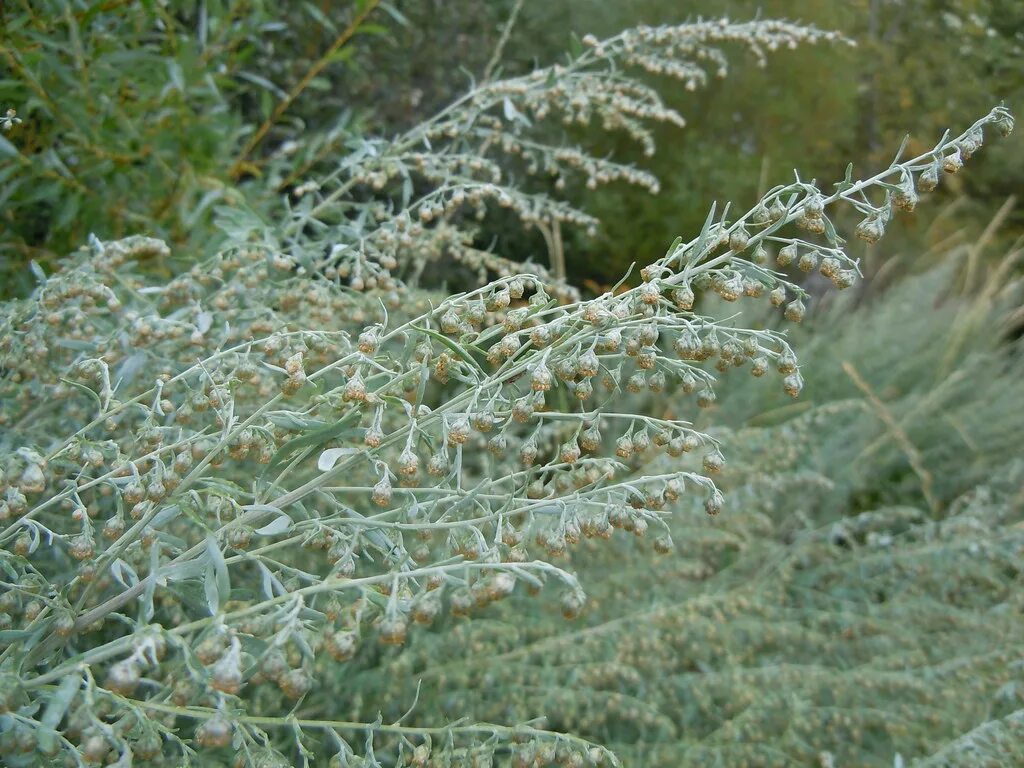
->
351, 258, 1024, 766
0, 12, 1016, 768
246, 18, 846, 293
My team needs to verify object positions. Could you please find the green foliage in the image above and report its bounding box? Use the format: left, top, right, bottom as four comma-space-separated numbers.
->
0, 0, 401, 296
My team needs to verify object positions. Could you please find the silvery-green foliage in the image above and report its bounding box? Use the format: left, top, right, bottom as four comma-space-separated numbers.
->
0, 12, 1016, 767
261, 19, 847, 295
347, 257, 1024, 766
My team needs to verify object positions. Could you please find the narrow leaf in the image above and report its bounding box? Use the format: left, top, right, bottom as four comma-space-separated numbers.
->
318, 447, 359, 472
254, 515, 292, 536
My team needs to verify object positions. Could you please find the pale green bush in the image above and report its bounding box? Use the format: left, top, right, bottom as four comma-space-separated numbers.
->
350, 255, 1024, 766
0, 9, 1016, 767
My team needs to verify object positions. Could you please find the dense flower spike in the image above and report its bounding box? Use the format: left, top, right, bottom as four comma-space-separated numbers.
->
274, 19, 846, 297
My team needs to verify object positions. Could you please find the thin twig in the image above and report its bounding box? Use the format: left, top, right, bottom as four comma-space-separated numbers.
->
482, 0, 525, 84
229, 0, 382, 179
842, 361, 939, 515
963, 194, 1015, 295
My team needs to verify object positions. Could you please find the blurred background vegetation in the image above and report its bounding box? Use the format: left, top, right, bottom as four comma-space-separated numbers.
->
1, 2, 1022, 764
1, 0, 1021, 296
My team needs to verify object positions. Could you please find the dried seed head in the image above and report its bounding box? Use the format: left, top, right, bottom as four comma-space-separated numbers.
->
278, 669, 312, 699
105, 660, 141, 696
894, 179, 918, 211
195, 715, 234, 748
783, 372, 804, 397
577, 350, 600, 378
531, 363, 553, 392
918, 163, 940, 192
777, 242, 797, 267
942, 146, 963, 174
372, 476, 393, 507
379, 614, 408, 646
819, 256, 841, 279
672, 285, 695, 311
560, 591, 585, 620
798, 251, 819, 273
364, 425, 384, 448
784, 299, 806, 323
343, 372, 367, 403
559, 441, 581, 465
69, 534, 95, 561
777, 350, 798, 374
702, 449, 725, 474
580, 424, 602, 452
398, 447, 419, 477
728, 225, 749, 251
804, 192, 825, 218
520, 438, 538, 467
855, 215, 885, 244
704, 489, 724, 516
696, 388, 716, 408
487, 433, 507, 456
615, 435, 634, 459
512, 397, 534, 422
427, 450, 449, 476
326, 631, 358, 661
440, 309, 460, 334
639, 281, 661, 305
447, 418, 470, 445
